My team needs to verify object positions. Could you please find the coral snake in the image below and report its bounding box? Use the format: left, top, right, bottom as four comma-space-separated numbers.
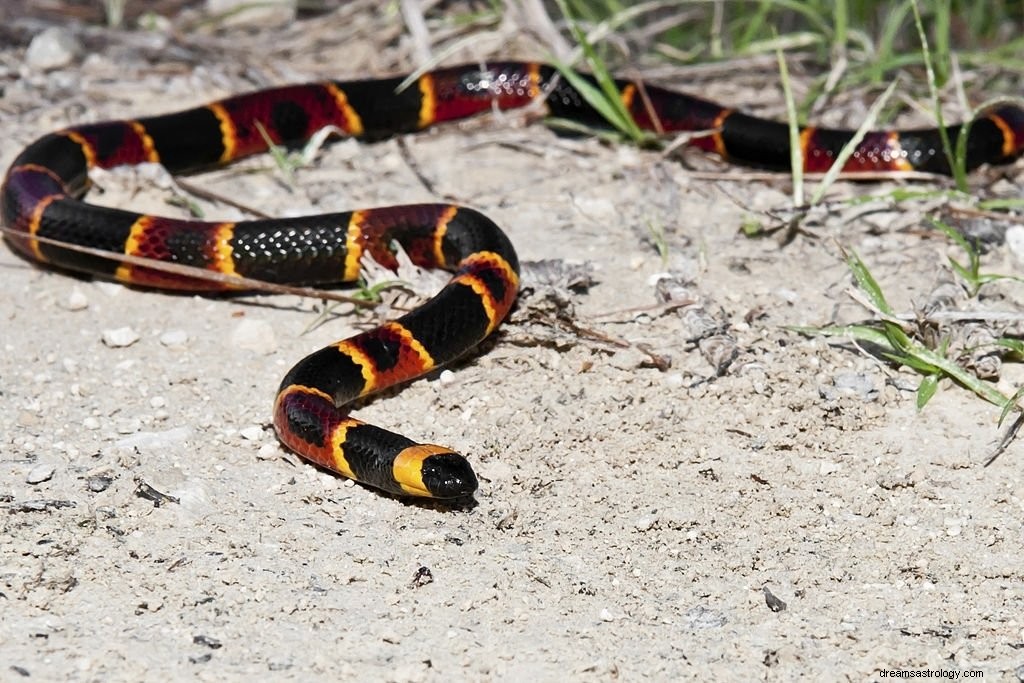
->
3, 61, 1023, 499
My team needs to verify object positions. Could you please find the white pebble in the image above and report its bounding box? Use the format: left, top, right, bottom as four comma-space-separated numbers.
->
102, 326, 140, 348
25, 27, 80, 71
149, 396, 166, 409
1007, 225, 1024, 266
66, 288, 89, 311
159, 329, 189, 347
230, 319, 277, 355
634, 514, 658, 531
257, 443, 279, 459
26, 463, 56, 484
944, 518, 964, 537
438, 369, 456, 386
240, 426, 263, 441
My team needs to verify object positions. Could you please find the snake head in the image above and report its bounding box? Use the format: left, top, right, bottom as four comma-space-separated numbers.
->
393, 445, 478, 498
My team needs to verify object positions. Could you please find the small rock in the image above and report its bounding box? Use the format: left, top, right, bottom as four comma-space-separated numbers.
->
25, 27, 80, 71
833, 371, 876, 400
66, 288, 89, 311
1007, 225, 1024, 266
763, 586, 788, 612
256, 443, 279, 460
239, 426, 263, 441
102, 326, 140, 348
159, 329, 189, 347
87, 475, 112, 492
634, 514, 658, 532
820, 372, 877, 402
26, 464, 56, 484
230, 319, 276, 355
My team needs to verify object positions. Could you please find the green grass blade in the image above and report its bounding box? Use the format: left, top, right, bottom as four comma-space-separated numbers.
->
774, 41, 803, 207
916, 373, 940, 409
551, 0, 645, 142
910, 0, 966, 190
999, 387, 1024, 427
844, 249, 894, 316
810, 79, 899, 205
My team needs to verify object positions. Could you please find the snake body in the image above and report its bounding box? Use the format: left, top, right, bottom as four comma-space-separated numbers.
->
4, 62, 1022, 497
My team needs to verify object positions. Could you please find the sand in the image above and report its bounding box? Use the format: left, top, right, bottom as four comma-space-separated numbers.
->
2, 5, 1023, 681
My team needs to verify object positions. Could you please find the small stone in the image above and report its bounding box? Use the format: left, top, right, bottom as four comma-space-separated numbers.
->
26, 464, 56, 484
25, 27, 80, 71
102, 326, 140, 348
66, 288, 89, 311
159, 330, 188, 347
634, 514, 658, 531
230, 319, 276, 355
833, 371, 876, 400
257, 443, 279, 460
1007, 225, 1024, 266
240, 426, 263, 441
87, 475, 112, 492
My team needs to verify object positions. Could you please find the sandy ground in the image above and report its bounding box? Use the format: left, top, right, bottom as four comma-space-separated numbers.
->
3, 5, 1024, 681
